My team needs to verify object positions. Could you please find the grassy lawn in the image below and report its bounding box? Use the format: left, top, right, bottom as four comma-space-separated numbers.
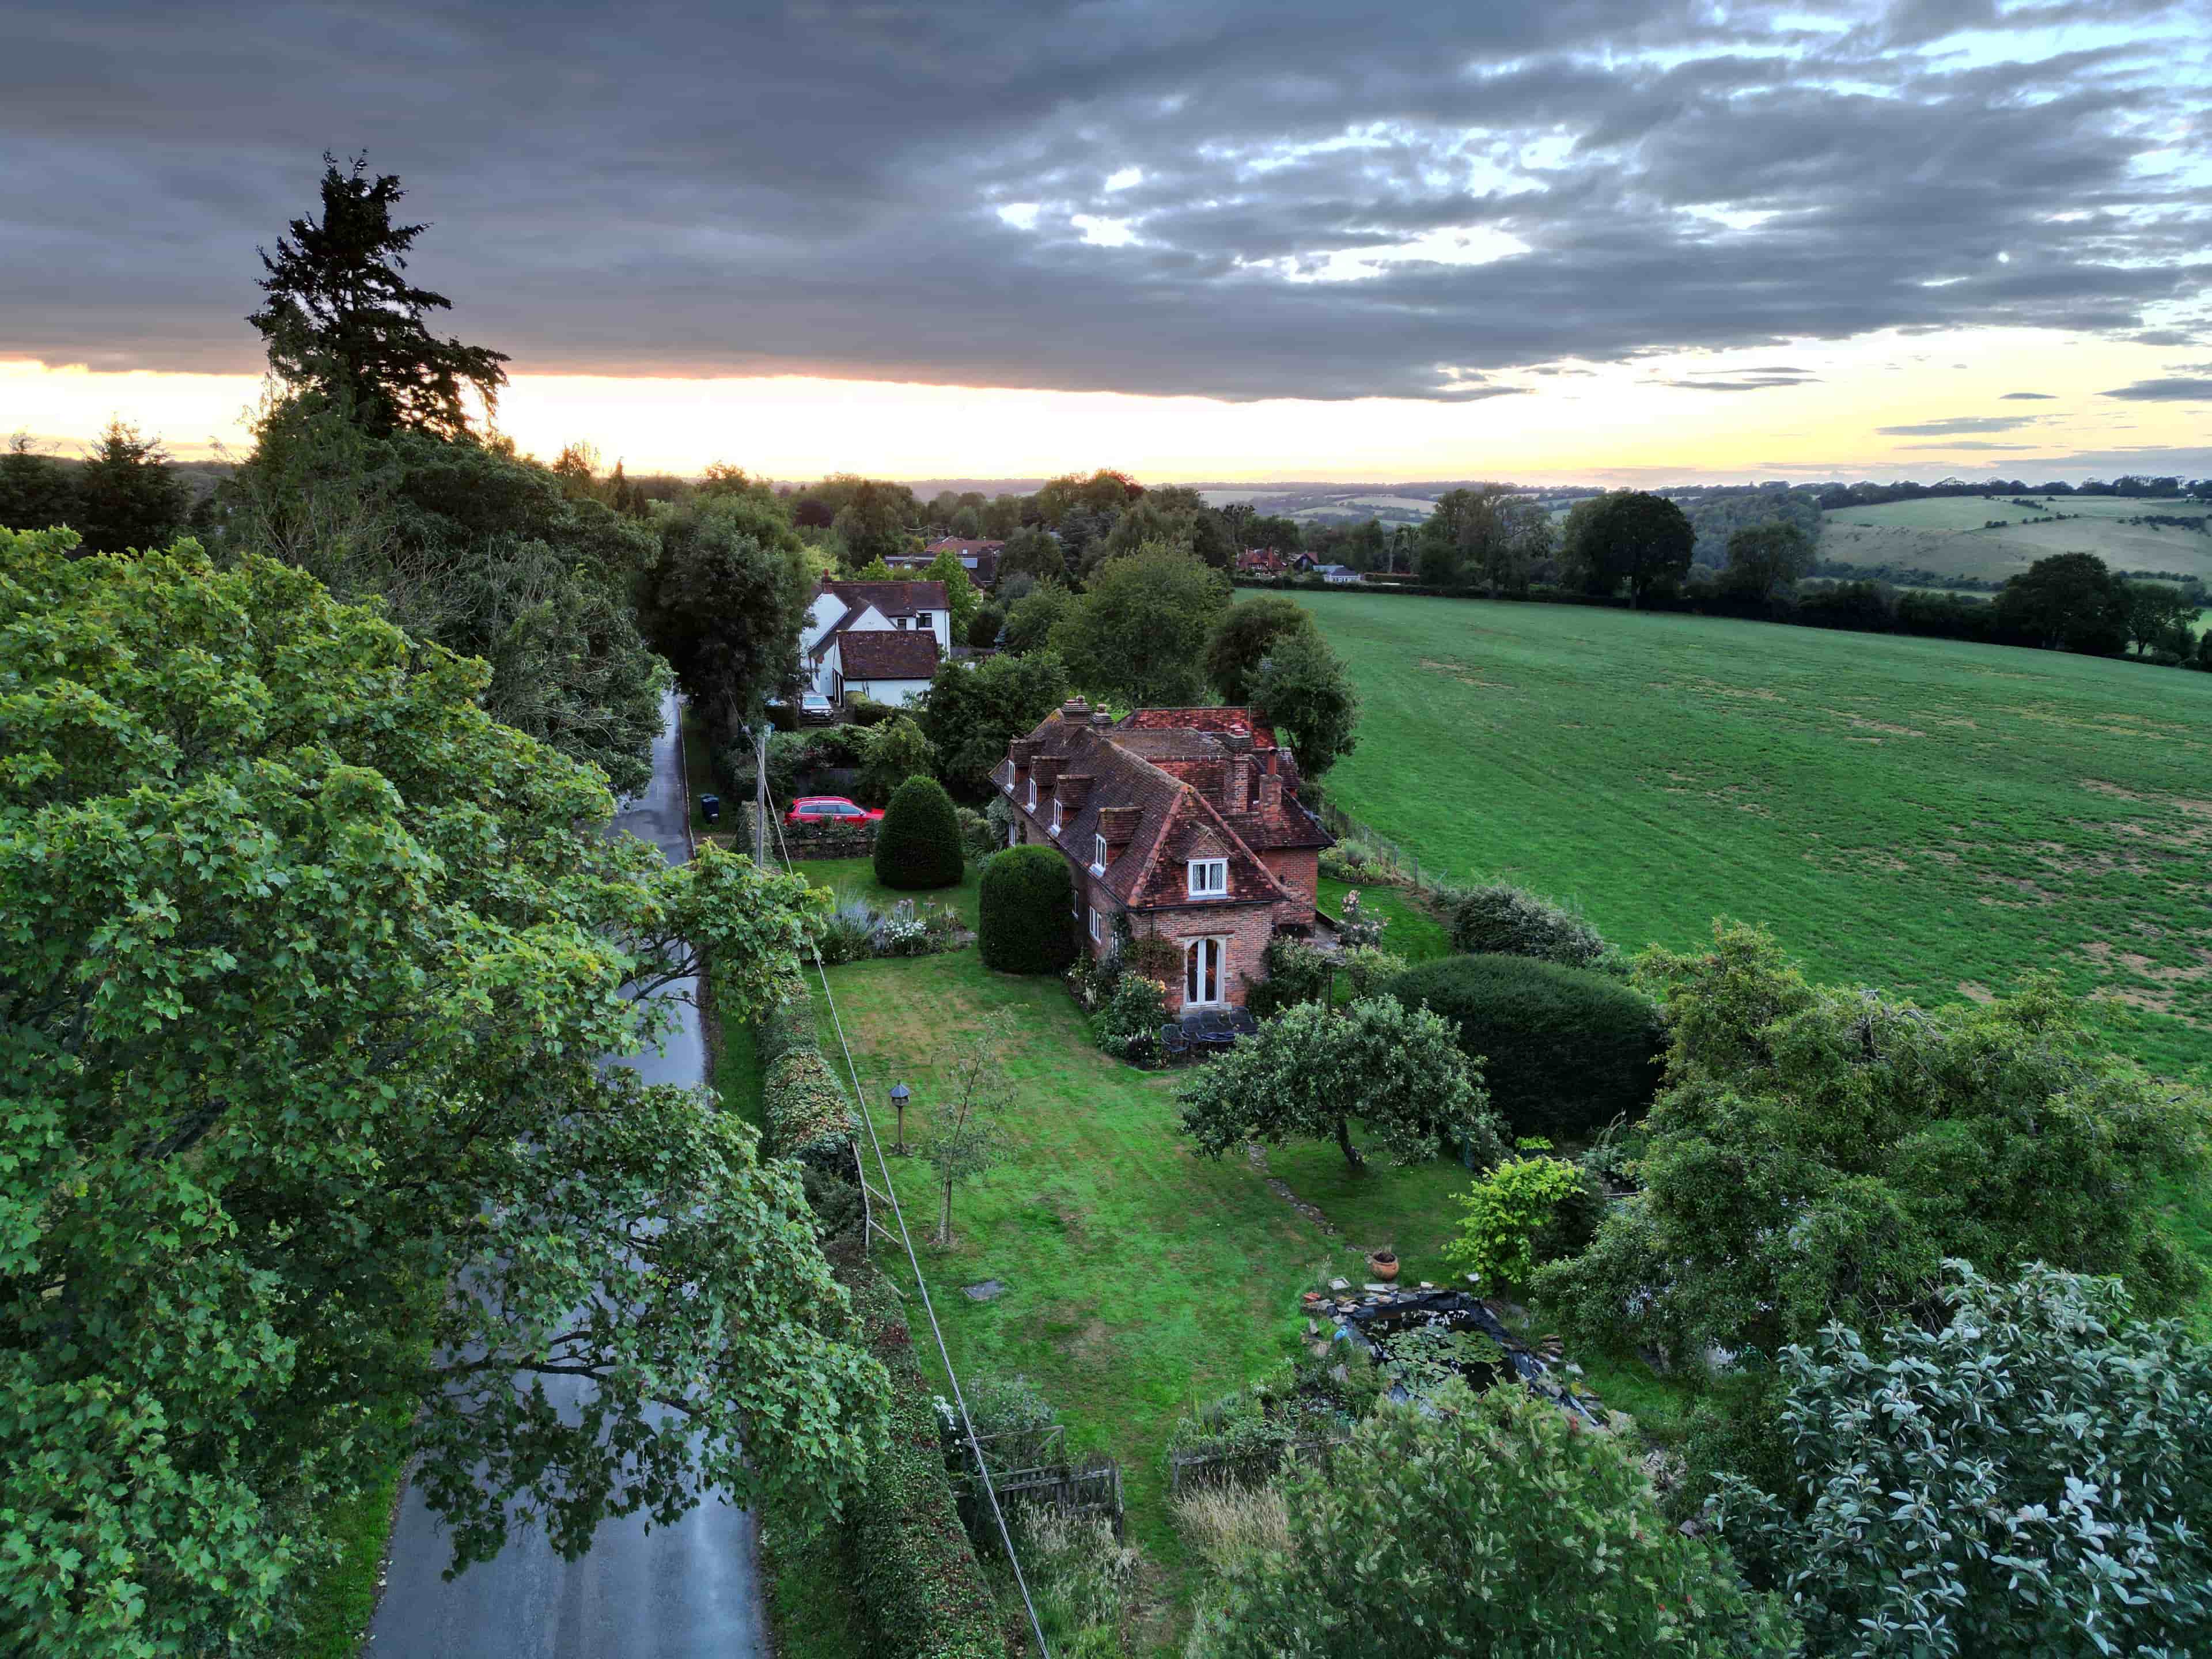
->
290, 1434, 409, 1659
1315, 874, 1449, 964
794, 855, 983, 932
1293, 590, 2212, 1081
795, 943, 1496, 1642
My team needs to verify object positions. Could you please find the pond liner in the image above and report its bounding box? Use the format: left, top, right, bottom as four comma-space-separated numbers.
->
1330, 1287, 1608, 1428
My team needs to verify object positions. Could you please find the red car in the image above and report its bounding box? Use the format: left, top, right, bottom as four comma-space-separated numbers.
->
785, 795, 884, 825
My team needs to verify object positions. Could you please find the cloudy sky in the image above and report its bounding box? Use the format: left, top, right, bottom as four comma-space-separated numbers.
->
3, 0, 2209, 483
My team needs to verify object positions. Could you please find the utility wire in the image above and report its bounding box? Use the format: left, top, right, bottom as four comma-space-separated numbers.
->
752, 733, 1053, 1658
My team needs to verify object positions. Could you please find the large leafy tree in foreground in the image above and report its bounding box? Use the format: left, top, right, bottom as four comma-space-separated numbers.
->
250, 153, 510, 440
1713, 1263, 2212, 1657
1536, 923, 2209, 1363
1192, 1379, 1798, 1658
1177, 995, 1497, 1170
0, 531, 884, 1655
1050, 541, 1228, 707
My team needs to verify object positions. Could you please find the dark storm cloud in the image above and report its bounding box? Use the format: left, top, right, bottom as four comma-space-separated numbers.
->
1, 0, 2205, 400
2101, 377, 2212, 400
1876, 414, 2043, 434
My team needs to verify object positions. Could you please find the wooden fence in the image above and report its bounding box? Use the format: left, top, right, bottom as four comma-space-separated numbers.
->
1166, 1433, 1351, 1496
942, 1421, 1127, 1541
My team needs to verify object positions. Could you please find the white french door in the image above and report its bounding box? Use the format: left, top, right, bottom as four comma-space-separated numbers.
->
1185, 937, 1226, 1006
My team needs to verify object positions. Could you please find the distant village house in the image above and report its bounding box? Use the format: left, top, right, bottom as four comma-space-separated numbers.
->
800, 578, 949, 707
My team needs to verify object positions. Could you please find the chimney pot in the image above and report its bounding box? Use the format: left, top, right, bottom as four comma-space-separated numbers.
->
1061, 698, 1091, 722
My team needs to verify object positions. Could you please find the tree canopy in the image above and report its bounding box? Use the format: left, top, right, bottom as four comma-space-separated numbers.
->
1713, 1262, 2212, 1657
1249, 628, 1359, 777
1203, 594, 1316, 704
249, 153, 509, 440
643, 491, 816, 743
1536, 923, 2210, 1363
1192, 1379, 1797, 1659
1721, 521, 1815, 601
0, 529, 883, 1654
67, 419, 189, 556
1177, 995, 1497, 1170
0, 434, 80, 533
1562, 490, 1696, 606
1050, 543, 1229, 706
919, 649, 1070, 796
1994, 552, 2130, 654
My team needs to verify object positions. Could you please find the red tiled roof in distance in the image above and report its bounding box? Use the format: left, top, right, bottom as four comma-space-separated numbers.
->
819, 579, 948, 617
837, 630, 941, 681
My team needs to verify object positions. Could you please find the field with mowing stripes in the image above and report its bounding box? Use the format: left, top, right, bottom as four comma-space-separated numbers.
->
1293, 591, 2212, 1081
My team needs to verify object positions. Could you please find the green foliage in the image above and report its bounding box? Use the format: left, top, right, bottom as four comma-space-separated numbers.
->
67, 418, 191, 555
843, 1270, 1010, 1659
1722, 521, 1815, 600
1050, 544, 1229, 706
1249, 629, 1359, 775
250, 153, 509, 440
966, 604, 1004, 650
1994, 550, 2130, 653
1002, 580, 1074, 656
1384, 955, 1665, 1142
1203, 594, 1316, 703
955, 805, 997, 862
997, 527, 1069, 587
1003, 1508, 1141, 1659
1536, 923, 2212, 1365
1437, 881, 1613, 968
924, 547, 982, 636
923, 1013, 1014, 1248
764, 1047, 860, 1169
1244, 935, 1335, 1019
1417, 484, 1554, 593
1445, 1155, 1589, 1293
1711, 1263, 2212, 1657
977, 846, 1075, 975
876, 775, 965, 890
1177, 995, 1499, 1170
1190, 1379, 1798, 1659
920, 649, 1070, 794
1090, 974, 1168, 1064
0, 530, 880, 1654
0, 433, 78, 531
1563, 490, 1697, 605
646, 491, 815, 741
860, 714, 937, 803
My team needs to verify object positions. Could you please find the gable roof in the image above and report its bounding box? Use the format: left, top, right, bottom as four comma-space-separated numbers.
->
819, 579, 947, 618
837, 630, 941, 681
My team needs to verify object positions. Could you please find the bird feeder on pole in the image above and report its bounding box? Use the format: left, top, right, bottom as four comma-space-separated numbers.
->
889, 1082, 911, 1154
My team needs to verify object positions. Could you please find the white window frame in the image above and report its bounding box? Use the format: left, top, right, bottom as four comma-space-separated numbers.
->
1050, 798, 1063, 835
1091, 834, 1108, 874
1187, 857, 1228, 898
1184, 935, 1229, 1007
1088, 906, 1101, 942
915, 611, 931, 628
1027, 779, 1037, 809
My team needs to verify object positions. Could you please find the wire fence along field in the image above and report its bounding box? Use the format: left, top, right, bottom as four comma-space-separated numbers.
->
1290, 590, 2212, 1080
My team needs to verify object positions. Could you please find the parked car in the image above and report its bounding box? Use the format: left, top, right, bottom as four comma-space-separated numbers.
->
799, 692, 835, 724
786, 796, 883, 825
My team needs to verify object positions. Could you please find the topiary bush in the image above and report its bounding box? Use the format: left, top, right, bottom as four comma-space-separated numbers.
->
977, 846, 1075, 975
874, 775, 964, 889
1383, 954, 1664, 1142
1437, 882, 1613, 970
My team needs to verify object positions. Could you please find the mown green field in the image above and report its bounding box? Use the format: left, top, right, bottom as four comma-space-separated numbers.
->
1294, 592, 2212, 1080
1820, 494, 2212, 583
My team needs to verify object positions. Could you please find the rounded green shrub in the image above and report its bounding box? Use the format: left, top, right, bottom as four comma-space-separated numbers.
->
1382, 954, 1664, 1142
977, 845, 1075, 975
874, 775, 964, 889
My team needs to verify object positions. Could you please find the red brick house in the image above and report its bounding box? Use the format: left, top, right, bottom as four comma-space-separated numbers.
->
994, 701, 1333, 1012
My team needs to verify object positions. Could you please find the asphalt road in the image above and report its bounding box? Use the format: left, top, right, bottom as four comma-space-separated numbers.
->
368, 695, 769, 1658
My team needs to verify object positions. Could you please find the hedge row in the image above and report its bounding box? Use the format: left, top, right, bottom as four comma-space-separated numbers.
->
757, 990, 856, 1172
1384, 953, 1665, 1142
976, 844, 1075, 975
842, 1266, 1009, 1659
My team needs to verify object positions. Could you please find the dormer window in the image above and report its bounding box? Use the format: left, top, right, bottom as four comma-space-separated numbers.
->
893, 616, 908, 629
1027, 779, 1037, 809
1187, 858, 1228, 898
1092, 835, 1108, 873
915, 611, 931, 628
1050, 799, 1063, 835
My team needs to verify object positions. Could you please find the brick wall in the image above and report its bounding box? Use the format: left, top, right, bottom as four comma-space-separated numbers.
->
1259, 848, 1319, 908
1131, 902, 1279, 1013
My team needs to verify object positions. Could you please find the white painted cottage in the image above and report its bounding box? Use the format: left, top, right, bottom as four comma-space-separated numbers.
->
800, 579, 950, 707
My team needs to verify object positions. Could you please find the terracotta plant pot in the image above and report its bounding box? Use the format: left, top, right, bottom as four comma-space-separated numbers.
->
1368, 1252, 1399, 1282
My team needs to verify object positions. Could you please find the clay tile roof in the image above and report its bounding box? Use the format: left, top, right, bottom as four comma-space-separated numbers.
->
837, 630, 941, 681
820, 579, 948, 616
1118, 706, 1282, 748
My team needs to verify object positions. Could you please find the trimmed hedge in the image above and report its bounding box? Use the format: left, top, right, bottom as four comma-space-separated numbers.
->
844, 1267, 1009, 1659
1384, 954, 1664, 1142
1437, 882, 1612, 969
976, 845, 1075, 975
876, 775, 965, 890
764, 1048, 857, 1171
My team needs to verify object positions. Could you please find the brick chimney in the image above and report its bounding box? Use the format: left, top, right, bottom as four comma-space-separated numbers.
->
1061, 697, 1091, 723
1091, 709, 1115, 730
1098, 805, 1141, 848
1256, 747, 1282, 810
1032, 754, 1063, 795
1056, 774, 1094, 814
1008, 736, 1035, 795
1224, 732, 1253, 813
